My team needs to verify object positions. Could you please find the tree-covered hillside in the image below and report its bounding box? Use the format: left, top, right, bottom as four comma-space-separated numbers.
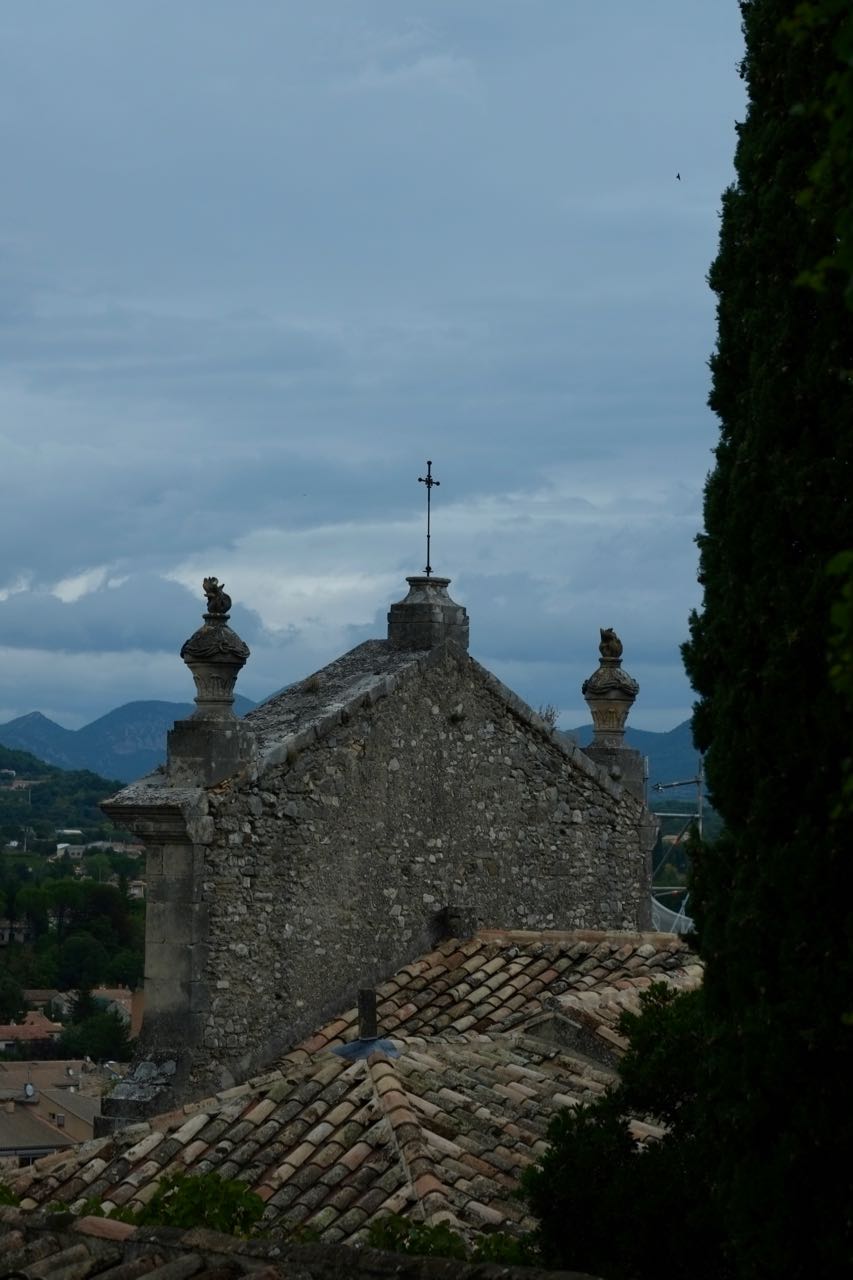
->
0, 744, 124, 848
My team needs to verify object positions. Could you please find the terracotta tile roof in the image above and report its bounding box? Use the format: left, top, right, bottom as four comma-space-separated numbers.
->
0, 1106, 75, 1156
8, 932, 700, 1245
0, 1205, 605, 1279
0, 1010, 63, 1042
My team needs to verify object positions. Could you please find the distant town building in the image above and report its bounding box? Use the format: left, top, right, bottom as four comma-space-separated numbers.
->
0, 919, 35, 946
0, 1012, 62, 1051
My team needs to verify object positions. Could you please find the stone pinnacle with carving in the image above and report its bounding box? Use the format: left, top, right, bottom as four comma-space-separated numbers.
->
582, 627, 639, 748
179, 578, 250, 719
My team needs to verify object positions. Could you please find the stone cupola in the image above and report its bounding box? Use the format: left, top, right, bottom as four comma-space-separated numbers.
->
166, 577, 255, 786
387, 575, 469, 651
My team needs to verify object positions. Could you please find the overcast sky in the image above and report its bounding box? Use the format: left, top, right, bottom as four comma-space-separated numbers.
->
0, 2, 745, 732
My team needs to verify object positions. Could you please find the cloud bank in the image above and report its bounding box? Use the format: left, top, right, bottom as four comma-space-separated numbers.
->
0, 2, 745, 734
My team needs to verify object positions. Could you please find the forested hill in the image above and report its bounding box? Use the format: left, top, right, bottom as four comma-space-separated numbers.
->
0, 744, 123, 845
561, 719, 700, 791
0, 695, 255, 782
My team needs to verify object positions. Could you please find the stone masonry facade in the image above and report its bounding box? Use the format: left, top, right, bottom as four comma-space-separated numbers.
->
100, 577, 654, 1122
197, 644, 649, 1087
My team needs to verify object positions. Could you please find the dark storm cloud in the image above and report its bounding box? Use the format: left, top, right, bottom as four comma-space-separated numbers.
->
0, 575, 266, 655
0, 2, 745, 724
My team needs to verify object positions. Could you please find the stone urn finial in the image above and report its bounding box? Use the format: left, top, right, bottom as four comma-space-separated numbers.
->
581, 627, 639, 747
179, 577, 250, 719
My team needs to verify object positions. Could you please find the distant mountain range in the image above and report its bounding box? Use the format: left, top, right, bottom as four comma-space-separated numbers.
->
0, 696, 698, 789
562, 719, 701, 793
0, 697, 255, 782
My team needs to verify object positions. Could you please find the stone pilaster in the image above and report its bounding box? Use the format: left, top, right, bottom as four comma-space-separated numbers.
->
97, 792, 214, 1131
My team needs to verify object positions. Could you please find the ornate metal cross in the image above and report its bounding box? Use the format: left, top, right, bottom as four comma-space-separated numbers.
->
418, 460, 440, 577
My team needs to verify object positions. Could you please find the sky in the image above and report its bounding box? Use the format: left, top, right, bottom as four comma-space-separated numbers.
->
0, 2, 746, 733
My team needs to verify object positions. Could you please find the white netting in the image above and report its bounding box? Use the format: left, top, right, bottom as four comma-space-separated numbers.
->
651, 895, 694, 935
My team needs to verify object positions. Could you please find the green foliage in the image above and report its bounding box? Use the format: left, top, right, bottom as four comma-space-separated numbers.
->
783, 0, 853, 304
366, 1212, 536, 1265
70, 987, 97, 1022
0, 748, 124, 845
536, 702, 560, 730
60, 1009, 132, 1062
522, 1101, 641, 1279
0, 1182, 19, 1206
471, 1231, 538, 1266
109, 946, 144, 988
109, 1172, 265, 1235
520, 986, 725, 1280
673, 1, 853, 1276
57, 933, 109, 990
0, 970, 27, 1022
615, 984, 706, 1128
366, 1215, 469, 1260
0, 867, 144, 1008
828, 550, 853, 815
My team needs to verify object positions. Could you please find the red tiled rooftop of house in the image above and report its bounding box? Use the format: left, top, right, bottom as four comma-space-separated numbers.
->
0, 1011, 62, 1042
9, 930, 701, 1245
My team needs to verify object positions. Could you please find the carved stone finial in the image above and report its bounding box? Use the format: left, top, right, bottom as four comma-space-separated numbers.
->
179, 578, 250, 719
599, 627, 623, 660
202, 576, 232, 617
582, 627, 639, 748
167, 579, 255, 786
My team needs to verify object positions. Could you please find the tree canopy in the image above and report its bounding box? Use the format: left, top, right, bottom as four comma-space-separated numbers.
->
525, 3, 853, 1276
680, 1, 853, 1272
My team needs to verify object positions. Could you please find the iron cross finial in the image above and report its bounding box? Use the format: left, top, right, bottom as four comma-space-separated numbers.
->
418, 459, 440, 577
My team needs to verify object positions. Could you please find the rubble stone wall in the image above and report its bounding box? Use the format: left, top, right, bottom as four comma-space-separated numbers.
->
195, 647, 651, 1088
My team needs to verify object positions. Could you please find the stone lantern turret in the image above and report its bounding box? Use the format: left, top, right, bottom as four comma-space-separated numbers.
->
581, 628, 644, 799
166, 577, 255, 786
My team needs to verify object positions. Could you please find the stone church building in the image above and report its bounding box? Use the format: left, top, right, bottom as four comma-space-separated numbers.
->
101, 572, 655, 1122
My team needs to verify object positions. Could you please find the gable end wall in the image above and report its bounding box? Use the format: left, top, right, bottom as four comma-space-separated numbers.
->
196, 647, 650, 1088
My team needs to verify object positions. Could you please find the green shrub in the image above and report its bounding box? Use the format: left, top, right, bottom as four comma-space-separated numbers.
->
366, 1212, 536, 1265
366, 1214, 468, 1260
472, 1230, 538, 1266
77, 1172, 264, 1236
132, 1171, 264, 1235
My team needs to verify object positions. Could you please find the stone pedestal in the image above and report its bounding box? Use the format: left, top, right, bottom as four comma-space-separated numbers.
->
387, 575, 469, 651
167, 718, 255, 787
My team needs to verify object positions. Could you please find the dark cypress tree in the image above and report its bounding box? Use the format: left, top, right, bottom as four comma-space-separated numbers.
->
682, 1, 853, 1274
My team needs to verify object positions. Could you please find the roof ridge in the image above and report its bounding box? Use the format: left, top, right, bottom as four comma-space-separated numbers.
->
366, 1051, 461, 1231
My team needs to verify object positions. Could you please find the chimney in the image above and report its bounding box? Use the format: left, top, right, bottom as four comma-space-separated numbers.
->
358, 988, 378, 1041
387, 576, 469, 651
166, 577, 256, 786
